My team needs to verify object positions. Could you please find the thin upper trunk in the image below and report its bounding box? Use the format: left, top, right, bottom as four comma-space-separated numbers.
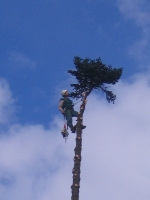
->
71, 92, 88, 200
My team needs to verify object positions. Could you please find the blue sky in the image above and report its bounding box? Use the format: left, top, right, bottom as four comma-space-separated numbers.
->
0, 0, 144, 126
1, 0, 150, 199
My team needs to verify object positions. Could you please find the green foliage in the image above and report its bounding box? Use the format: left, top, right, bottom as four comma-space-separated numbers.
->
68, 56, 123, 103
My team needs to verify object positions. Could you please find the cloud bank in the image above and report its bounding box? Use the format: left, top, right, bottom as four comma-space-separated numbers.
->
1, 74, 150, 199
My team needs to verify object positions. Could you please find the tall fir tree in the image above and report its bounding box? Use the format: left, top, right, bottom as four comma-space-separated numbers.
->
68, 56, 123, 200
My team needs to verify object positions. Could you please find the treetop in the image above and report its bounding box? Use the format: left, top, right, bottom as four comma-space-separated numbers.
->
68, 56, 123, 103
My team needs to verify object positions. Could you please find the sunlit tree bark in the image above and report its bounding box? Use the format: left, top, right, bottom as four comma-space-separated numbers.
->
71, 92, 87, 200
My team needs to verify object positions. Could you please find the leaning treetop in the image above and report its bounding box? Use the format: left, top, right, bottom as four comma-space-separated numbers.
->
68, 56, 123, 103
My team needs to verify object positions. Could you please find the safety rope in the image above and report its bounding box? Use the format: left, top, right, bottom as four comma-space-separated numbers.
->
73, 100, 82, 106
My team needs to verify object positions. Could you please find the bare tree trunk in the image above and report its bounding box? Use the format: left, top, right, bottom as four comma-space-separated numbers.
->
71, 93, 87, 200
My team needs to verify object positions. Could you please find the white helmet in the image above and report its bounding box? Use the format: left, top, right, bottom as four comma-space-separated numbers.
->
61, 90, 68, 96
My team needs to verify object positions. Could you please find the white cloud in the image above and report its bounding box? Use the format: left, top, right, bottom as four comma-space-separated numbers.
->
0, 120, 75, 200
0, 79, 16, 125
1, 74, 150, 199
80, 73, 150, 199
8, 52, 36, 70
117, 0, 150, 27
117, 0, 150, 67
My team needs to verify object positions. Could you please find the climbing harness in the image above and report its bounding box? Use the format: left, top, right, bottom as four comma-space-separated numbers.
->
61, 117, 69, 143
60, 91, 89, 141
60, 100, 80, 140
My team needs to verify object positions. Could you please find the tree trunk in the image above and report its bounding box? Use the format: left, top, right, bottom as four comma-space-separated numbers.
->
71, 92, 87, 200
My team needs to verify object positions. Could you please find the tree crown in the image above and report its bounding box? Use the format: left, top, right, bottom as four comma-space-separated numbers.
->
68, 56, 123, 103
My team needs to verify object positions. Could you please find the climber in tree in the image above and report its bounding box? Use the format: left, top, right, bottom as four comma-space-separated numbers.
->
58, 90, 86, 133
